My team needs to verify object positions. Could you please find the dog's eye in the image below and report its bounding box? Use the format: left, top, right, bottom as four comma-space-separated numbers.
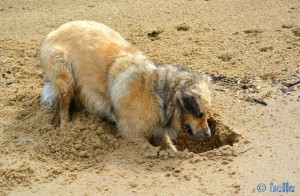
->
197, 112, 204, 118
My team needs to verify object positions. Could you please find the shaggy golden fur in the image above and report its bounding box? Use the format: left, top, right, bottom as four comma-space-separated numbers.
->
40, 21, 212, 151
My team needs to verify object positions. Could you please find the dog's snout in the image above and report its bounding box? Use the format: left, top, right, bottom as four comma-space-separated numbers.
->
194, 128, 211, 140
203, 132, 210, 137
203, 128, 211, 138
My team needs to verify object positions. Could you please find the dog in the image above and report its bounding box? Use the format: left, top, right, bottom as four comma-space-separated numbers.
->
40, 20, 212, 152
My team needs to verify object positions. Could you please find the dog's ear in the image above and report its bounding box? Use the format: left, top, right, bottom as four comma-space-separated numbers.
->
181, 95, 200, 117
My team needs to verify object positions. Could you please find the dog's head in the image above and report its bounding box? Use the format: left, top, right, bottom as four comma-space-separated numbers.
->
177, 75, 212, 140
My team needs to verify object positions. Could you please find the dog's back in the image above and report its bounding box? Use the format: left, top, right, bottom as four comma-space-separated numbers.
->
40, 21, 140, 125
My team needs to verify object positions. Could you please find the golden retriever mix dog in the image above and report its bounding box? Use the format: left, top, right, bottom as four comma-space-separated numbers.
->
40, 21, 212, 152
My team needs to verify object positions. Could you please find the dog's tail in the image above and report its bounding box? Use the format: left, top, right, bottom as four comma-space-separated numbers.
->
41, 81, 58, 110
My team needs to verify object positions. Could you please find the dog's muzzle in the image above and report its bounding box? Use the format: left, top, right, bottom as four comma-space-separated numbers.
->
195, 128, 211, 139
185, 125, 211, 140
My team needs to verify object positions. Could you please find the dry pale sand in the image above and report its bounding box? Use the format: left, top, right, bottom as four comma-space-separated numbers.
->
0, 0, 299, 195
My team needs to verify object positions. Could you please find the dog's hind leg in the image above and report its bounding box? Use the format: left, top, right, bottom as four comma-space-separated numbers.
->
42, 81, 60, 126
42, 54, 74, 127
54, 69, 74, 127
43, 76, 74, 127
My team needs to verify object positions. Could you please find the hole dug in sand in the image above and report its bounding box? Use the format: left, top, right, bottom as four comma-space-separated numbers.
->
175, 117, 240, 154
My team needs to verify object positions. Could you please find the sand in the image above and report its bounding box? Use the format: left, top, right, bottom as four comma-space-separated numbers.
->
0, 0, 299, 195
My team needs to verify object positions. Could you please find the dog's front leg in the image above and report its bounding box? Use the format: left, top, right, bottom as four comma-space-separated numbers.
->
151, 130, 177, 152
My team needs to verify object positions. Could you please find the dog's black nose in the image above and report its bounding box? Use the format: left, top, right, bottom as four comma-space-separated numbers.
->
203, 132, 211, 138
202, 128, 211, 138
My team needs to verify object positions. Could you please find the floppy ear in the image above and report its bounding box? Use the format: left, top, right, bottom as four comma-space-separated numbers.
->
181, 95, 200, 117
